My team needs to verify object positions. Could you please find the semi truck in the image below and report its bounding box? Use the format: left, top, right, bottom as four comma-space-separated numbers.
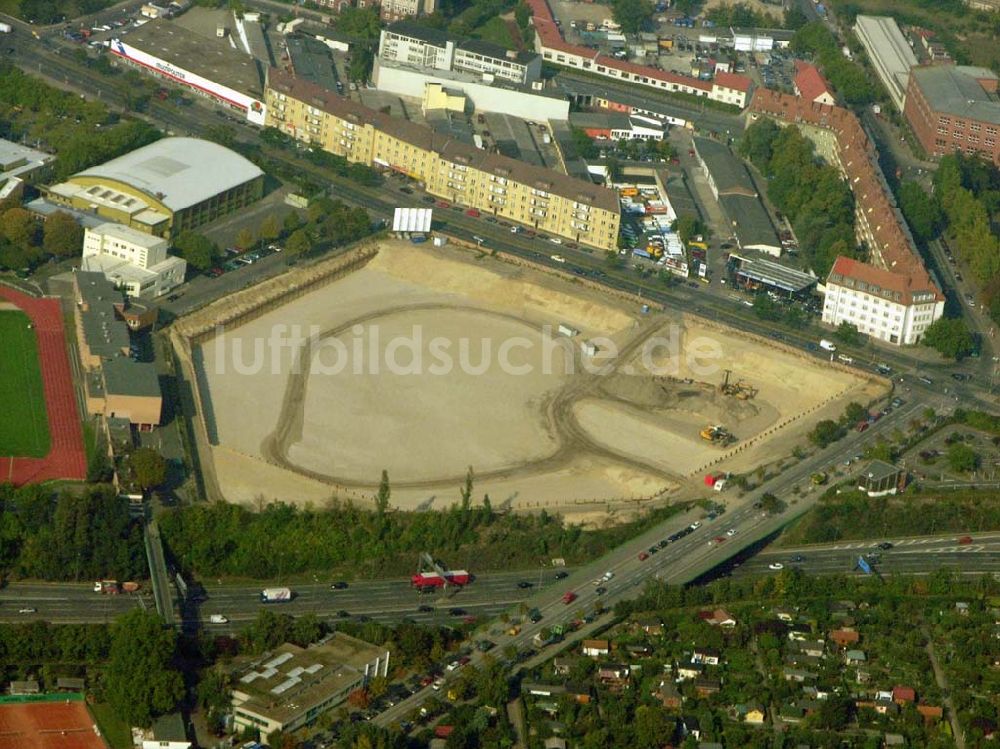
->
411, 570, 471, 590
260, 587, 293, 603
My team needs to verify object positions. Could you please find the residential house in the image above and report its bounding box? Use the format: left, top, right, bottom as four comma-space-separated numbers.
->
892, 685, 916, 705
774, 607, 796, 622
552, 657, 575, 676
780, 702, 805, 723
699, 608, 737, 627
692, 647, 721, 666
677, 661, 705, 681
565, 684, 591, 704
524, 683, 566, 697
845, 649, 867, 665
956, 601, 971, 616
582, 640, 610, 658
803, 684, 833, 700
732, 703, 766, 725
787, 626, 811, 642
598, 664, 630, 690
656, 680, 683, 711
856, 668, 872, 684
544, 738, 567, 749
678, 715, 701, 741
625, 643, 653, 657
636, 617, 664, 636
917, 704, 943, 724
830, 629, 860, 648
783, 667, 818, 683
694, 676, 721, 697
796, 640, 826, 658
884, 733, 906, 747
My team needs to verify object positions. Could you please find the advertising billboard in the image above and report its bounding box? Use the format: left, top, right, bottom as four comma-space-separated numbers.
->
109, 38, 267, 126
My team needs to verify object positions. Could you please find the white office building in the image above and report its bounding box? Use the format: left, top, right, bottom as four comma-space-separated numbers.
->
378, 21, 542, 85
81, 222, 186, 298
822, 256, 943, 345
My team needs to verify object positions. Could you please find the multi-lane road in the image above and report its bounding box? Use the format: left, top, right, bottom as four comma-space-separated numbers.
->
734, 531, 1000, 579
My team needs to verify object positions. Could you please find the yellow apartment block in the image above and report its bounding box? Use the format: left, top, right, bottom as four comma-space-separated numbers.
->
265, 68, 620, 249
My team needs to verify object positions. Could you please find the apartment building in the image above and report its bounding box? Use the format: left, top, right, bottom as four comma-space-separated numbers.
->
749, 89, 943, 345
823, 257, 942, 345
379, 0, 434, 22
81, 222, 186, 298
904, 65, 1000, 167
378, 22, 542, 85
265, 67, 620, 249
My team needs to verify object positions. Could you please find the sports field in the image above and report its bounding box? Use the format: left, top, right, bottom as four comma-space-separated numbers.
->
0, 310, 50, 458
0, 699, 108, 749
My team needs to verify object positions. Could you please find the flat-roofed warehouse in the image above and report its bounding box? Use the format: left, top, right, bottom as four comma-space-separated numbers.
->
106, 9, 269, 124
44, 137, 264, 238
230, 634, 390, 735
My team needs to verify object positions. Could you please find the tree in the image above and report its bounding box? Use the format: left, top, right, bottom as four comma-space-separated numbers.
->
759, 492, 786, 514
130, 448, 167, 491
335, 6, 381, 39
0, 207, 37, 247
898, 181, 941, 243
784, 7, 808, 29
235, 227, 255, 250
922, 317, 975, 360
611, 0, 653, 34
347, 687, 371, 709
104, 610, 184, 727
259, 214, 281, 242
375, 469, 390, 517
834, 321, 860, 346
947, 443, 979, 473
672, 213, 706, 245
809, 419, 844, 447
286, 228, 312, 256
173, 232, 218, 271
42, 211, 84, 258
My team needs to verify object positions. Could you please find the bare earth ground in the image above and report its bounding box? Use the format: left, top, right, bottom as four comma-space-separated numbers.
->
196, 240, 875, 514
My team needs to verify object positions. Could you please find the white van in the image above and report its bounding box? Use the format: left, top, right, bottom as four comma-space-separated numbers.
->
819, 339, 837, 352
209, 614, 229, 624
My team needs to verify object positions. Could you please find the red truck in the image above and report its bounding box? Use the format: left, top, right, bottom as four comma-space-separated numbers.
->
411, 570, 471, 591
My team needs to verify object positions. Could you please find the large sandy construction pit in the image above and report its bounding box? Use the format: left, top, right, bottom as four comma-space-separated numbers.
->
194, 241, 876, 512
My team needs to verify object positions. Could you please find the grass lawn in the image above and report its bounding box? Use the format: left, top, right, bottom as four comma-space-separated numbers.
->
0, 310, 49, 458
89, 702, 133, 749
474, 17, 517, 50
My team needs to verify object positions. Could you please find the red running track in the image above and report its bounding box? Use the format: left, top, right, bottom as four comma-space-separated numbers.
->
0, 286, 86, 485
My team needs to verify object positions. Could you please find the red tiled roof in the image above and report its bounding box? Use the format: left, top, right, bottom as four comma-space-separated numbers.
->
749, 88, 943, 304
715, 70, 753, 93
892, 686, 916, 703
793, 61, 833, 103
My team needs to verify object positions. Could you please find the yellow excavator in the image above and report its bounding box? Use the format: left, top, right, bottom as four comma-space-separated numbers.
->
700, 424, 734, 445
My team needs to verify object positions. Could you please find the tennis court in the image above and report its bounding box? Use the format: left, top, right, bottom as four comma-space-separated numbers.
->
0, 699, 108, 749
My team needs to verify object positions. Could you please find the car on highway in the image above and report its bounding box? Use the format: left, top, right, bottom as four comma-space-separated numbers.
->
529, 607, 543, 622
209, 614, 229, 624
638, 551, 649, 561
417, 605, 434, 612
601, 571, 614, 582
726, 528, 737, 537
330, 581, 349, 590
432, 677, 445, 690
399, 186, 413, 194
877, 542, 893, 550
790, 555, 805, 563
550, 254, 566, 263
657, 539, 669, 548
689, 521, 701, 530
449, 608, 466, 616
768, 563, 784, 571
958, 535, 973, 545
647, 546, 658, 554
446, 660, 460, 671
553, 571, 569, 581
548, 237, 563, 244
517, 581, 533, 589
337, 610, 350, 618
595, 586, 607, 595
465, 208, 480, 217
711, 536, 726, 545
562, 591, 577, 604
421, 196, 435, 204
18, 607, 36, 614
435, 200, 450, 208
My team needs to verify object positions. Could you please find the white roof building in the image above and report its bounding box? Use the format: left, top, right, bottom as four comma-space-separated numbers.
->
76, 137, 263, 213
82, 222, 186, 298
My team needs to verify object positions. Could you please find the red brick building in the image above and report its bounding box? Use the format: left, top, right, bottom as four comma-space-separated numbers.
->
904, 64, 1000, 167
